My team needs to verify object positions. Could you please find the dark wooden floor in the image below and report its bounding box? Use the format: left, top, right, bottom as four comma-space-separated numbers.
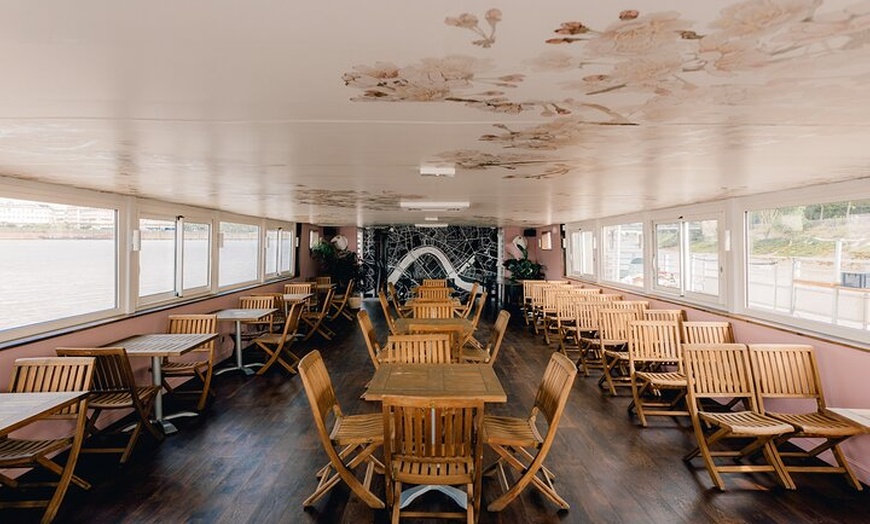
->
5, 300, 868, 523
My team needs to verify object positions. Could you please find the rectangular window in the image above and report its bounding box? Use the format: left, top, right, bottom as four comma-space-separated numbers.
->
602, 222, 643, 287
280, 229, 293, 273
265, 228, 279, 276
747, 200, 869, 331
654, 219, 720, 298
0, 197, 117, 333
139, 218, 176, 297
687, 219, 719, 296
182, 221, 210, 291
568, 230, 594, 277
655, 222, 681, 290
219, 221, 259, 286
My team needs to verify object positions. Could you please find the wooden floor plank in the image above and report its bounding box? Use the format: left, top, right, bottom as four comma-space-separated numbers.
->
2, 300, 867, 523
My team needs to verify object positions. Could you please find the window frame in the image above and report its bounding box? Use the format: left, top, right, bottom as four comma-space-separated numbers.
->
599, 217, 645, 289
217, 216, 262, 291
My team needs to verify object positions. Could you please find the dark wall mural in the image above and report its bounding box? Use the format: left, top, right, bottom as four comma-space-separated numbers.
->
361, 226, 500, 301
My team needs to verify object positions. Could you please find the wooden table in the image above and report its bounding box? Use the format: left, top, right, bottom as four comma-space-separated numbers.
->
111, 333, 218, 434
364, 363, 506, 509
214, 308, 277, 376
364, 363, 506, 402
0, 391, 89, 523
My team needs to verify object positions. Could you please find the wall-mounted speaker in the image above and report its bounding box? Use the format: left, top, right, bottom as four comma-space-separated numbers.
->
523, 228, 537, 237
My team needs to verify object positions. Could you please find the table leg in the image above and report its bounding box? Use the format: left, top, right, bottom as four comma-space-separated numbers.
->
216, 320, 256, 376
42, 396, 89, 524
151, 356, 178, 435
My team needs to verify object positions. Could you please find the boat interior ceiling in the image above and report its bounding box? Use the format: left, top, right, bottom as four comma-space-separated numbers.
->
1, 0, 869, 227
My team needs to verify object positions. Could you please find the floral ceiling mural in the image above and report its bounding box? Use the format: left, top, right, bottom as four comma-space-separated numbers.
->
344, 0, 870, 182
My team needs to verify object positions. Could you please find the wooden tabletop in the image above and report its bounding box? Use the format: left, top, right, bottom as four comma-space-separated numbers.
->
282, 293, 313, 302
394, 317, 473, 335
215, 308, 277, 322
110, 333, 218, 357
364, 364, 506, 402
0, 391, 88, 435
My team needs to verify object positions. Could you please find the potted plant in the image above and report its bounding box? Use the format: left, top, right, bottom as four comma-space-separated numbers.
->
311, 240, 362, 289
503, 244, 544, 281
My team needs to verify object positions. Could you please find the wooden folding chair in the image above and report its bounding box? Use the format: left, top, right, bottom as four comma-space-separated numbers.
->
298, 351, 384, 509
458, 282, 480, 319
574, 301, 606, 377
284, 282, 317, 311
681, 321, 734, 344
597, 308, 641, 396
381, 334, 452, 364
254, 302, 305, 375
56, 347, 163, 464
382, 395, 484, 523
643, 308, 686, 326
459, 292, 488, 350
554, 292, 580, 357
378, 291, 399, 335
239, 295, 277, 341
461, 310, 510, 364
626, 321, 688, 427
682, 343, 796, 491
302, 288, 335, 341
412, 301, 455, 319
0, 357, 95, 523
357, 309, 383, 370
163, 314, 217, 411
483, 352, 577, 511
421, 278, 448, 287
750, 344, 865, 490
329, 279, 355, 321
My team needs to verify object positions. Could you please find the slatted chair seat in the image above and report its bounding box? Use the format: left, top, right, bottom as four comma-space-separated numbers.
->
254, 302, 305, 375
0, 438, 72, 464
393, 458, 474, 485
698, 411, 794, 435
481, 415, 541, 448
769, 411, 861, 437
634, 371, 686, 388
329, 412, 383, 444
88, 389, 155, 410
302, 288, 336, 341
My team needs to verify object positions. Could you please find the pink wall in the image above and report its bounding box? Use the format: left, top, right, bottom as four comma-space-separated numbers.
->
298, 223, 320, 281
568, 279, 870, 485
536, 225, 566, 279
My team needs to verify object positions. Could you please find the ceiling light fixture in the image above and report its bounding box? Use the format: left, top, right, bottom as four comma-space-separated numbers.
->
399, 201, 470, 212
415, 223, 449, 228
424, 216, 439, 221
419, 165, 456, 177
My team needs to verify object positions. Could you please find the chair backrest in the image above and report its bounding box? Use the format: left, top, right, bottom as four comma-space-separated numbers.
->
56, 347, 136, 396
8, 357, 95, 418
239, 295, 276, 325
417, 287, 450, 300
378, 291, 398, 333
312, 288, 335, 316
555, 292, 578, 321
485, 310, 511, 364
167, 314, 217, 352
284, 282, 315, 295
598, 308, 641, 344
357, 309, 382, 370
315, 276, 332, 286
682, 321, 734, 344
575, 301, 605, 331
251, 292, 285, 316
275, 302, 305, 345
584, 293, 622, 302
382, 334, 452, 364
749, 344, 825, 413
627, 321, 683, 372
643, 309, 686, 323
461, 282, 480, 318
412, 301, 454, 319
467, 292, 488, 330
298, 351, 348, 471
683, 343, 757, 411
421, 279, 447, 287
529, 353, 577, 454
606, 300, 649, 315
382, 395, 482, 467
